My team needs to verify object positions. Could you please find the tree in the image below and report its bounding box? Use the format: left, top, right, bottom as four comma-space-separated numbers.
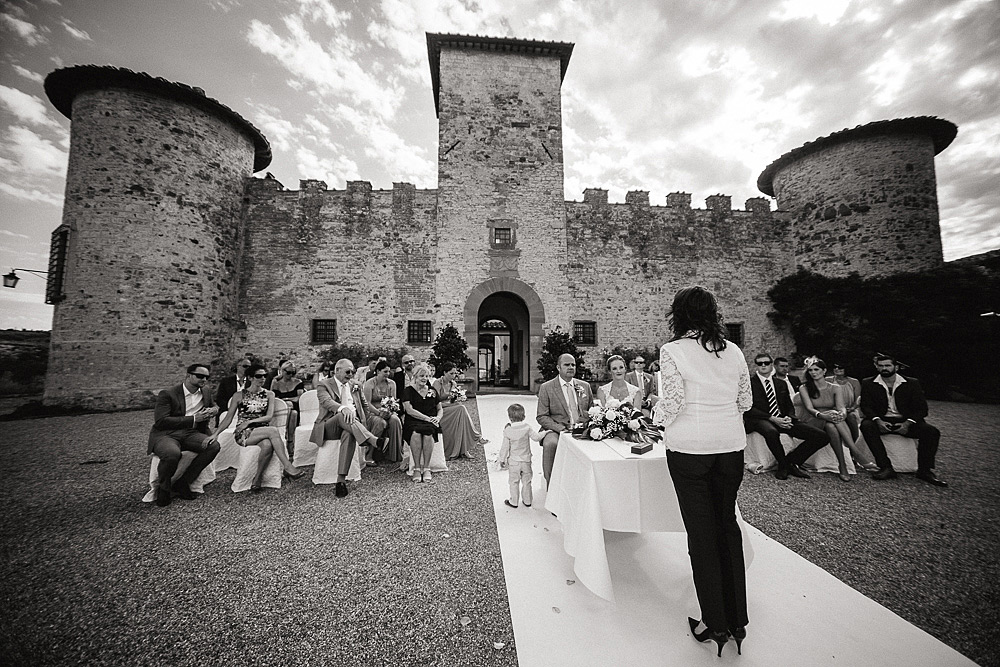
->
536, 327, 588, 381
428, 324, 472, 376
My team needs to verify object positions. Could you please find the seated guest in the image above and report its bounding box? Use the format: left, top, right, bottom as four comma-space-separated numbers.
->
216, 359, 251, 424
402, 362, 443, 483
860, 353, 946, 486
537, 353, 594, 488
312, 361, 333, 389
357, 355, 383, 385
598, 355, 643, 409
213, 364, 303, 493
270, 360, 304, 455
310, 359, 386, 497
433, 362, 488, 460
799, 357, 879, 481
828, 362, 862, 441
148, 363, 221, 507
394, 353, 417, 398
624, 355, 656, 415
744, 353, 829, 480
362, 360, 403, 463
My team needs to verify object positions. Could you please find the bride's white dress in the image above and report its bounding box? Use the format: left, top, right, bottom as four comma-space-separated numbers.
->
597, 381, 642, 409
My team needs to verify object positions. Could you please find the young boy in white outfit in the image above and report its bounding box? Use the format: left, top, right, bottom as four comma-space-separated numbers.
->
498, 403, 545, 508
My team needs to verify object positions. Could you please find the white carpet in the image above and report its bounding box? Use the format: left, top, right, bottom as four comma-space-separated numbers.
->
478, 393, 975, 667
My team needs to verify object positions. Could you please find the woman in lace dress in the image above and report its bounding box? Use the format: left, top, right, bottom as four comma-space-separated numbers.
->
596, 355, 643, 409
433, 362, 487, 459
800, 357, 879, 481
215, 364, 303, 492
362, 360, 403, 463
653, 286, 752, 657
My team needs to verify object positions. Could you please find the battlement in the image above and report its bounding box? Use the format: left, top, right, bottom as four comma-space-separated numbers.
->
573, 189, 770, 216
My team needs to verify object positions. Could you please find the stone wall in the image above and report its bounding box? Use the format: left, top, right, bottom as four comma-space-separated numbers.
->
238, 179, 439, 372
45, 87, 255, 409
771, 133, 944, 278
566, 192, 796, 363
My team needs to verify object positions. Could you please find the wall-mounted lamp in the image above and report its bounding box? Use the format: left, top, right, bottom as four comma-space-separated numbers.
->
3, 268, 49, 289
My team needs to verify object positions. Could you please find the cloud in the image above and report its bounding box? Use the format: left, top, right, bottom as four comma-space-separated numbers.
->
0, 85, 63, 129
0, 126, 68, 177
296, 0, 350, 28
0, 229, 32, 240
61, 19, 91, 41
12, 65, 45, 83
0, 182, 63, 207
0, 11, 47, 46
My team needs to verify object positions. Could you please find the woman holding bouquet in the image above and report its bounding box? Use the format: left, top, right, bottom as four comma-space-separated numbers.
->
403, 363, 443, 483
653, 286, 753, 657
433, 362, 488, 459
362, 360, 403, 463
596, 355, 643, 409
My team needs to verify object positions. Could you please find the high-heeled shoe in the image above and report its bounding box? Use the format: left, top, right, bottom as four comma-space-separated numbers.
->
839, 471, 851, 482
688, 617, 729, 657
250, 482, 262, 494
729, 626, 746, 655
283, 468, 305, 480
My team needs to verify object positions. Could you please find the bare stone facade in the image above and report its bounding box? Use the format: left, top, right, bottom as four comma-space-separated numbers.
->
42, 35, 954, 409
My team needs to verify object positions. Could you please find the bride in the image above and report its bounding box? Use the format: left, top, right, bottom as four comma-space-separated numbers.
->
596, 355, 643, 410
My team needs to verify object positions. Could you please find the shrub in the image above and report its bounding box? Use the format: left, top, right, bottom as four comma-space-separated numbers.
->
427, 324, 473, 376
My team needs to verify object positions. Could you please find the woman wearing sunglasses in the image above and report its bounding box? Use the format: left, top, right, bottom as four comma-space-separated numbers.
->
214, 363, 303, 492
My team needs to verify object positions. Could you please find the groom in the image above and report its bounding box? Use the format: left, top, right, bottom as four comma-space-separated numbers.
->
537, 353, 594, 487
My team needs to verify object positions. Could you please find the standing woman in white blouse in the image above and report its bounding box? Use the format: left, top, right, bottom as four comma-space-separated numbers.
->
653, 286, 753, 658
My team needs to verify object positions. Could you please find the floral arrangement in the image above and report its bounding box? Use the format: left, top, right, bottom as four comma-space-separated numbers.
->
449, 385, 468, 402
573, 396, 662, 444
380, 396, 400, 412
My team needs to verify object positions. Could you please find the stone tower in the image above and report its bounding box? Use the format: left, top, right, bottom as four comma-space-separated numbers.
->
43, 66, 270, 409
758, 117, 957, 278
427, 34, 574, 388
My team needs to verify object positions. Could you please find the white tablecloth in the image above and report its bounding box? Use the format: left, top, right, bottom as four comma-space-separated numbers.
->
545, 433, 754, 601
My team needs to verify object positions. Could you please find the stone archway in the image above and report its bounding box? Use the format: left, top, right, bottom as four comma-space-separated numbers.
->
463, 278, 545, 392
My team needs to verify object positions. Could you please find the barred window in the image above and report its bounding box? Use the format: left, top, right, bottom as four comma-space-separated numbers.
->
573, 321, 597, 346
407, 320, 432, 344
493, 227, 513, 247
46, 225, 69, 304
725, 323, 744, 346
311, 319, 337, 344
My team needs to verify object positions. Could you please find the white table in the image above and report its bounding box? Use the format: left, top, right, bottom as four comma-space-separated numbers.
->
545, 433, 754, 602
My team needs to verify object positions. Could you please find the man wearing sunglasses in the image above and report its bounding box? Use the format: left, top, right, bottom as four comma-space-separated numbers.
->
217, 358, 252, 423
625, 356, 657, 416
743, 353, 829, 480
147, 363, 221, 506
393, 354, 417, 399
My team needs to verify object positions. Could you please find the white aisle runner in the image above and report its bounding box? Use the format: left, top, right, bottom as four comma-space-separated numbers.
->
478, 394, 974, 667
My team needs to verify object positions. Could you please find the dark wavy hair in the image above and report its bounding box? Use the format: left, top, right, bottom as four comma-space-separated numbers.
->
374, 359, 391, 373
667, 286, 728, 356
804, 358, 827, 399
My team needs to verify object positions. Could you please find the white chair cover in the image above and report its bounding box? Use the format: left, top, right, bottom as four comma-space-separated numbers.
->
743, 432, 857, 475
312, 439, 362, 484
400, 440, 448, 475
142, 451, 216, 502
229, 400, 290, 493
214, 425, 240, 472
292, 390, 320, 467
853, 433, 919, 473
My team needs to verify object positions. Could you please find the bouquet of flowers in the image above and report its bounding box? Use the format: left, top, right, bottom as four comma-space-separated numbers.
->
449, 385, 467, 402
573, 396, 662, 444
380, 396, 401, 412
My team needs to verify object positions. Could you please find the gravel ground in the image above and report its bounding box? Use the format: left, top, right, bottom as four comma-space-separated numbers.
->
1, 399, 996, 666
0, 401, 515, 667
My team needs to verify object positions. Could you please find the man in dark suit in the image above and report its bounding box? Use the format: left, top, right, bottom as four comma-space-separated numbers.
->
860, 353, 946, 486
147, 363, 221, 506
537, 353, 595, 487
393, 353, 416, 399
625, 356, 656, 415
216, 358, 251, 421
744, 353, 829, 480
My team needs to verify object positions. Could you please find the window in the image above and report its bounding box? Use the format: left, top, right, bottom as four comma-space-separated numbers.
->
407, 320, 432, 344
493, 227, 513, 248
46, 225, 69, 304
311, 319, 337, 344
725, 323, 744, 346
573, 321, 597, 346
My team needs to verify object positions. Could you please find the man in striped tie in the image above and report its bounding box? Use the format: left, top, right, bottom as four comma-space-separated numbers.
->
744, 353, 829, 480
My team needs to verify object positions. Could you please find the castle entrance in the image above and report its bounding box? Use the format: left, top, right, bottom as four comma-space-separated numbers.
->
463, 279, 545, 393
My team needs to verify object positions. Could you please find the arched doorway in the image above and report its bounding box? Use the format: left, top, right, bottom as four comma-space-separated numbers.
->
464, 278, 545, 392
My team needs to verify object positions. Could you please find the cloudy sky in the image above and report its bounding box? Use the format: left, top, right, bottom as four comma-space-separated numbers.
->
1, 0, 997, 329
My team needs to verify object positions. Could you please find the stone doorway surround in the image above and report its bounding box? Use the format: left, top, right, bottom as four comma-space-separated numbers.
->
463, 278, 545, 393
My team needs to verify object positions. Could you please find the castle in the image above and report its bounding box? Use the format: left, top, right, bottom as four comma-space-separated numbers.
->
40, 33, 956, 409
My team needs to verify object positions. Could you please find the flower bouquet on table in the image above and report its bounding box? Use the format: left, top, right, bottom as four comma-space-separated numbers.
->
572, 396, 662, 454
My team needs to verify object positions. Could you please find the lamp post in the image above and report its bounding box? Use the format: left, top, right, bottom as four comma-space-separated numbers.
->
3, 268, 49, 289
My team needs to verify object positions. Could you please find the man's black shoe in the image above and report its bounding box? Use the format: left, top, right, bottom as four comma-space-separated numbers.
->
155, 487, 171, 507
335, 482, 348, 498
774, 468, 789, 481
171, 481, 196, 500
916, 470, 948, 487
787, 464, 810, 479
872, 467, 897, 480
